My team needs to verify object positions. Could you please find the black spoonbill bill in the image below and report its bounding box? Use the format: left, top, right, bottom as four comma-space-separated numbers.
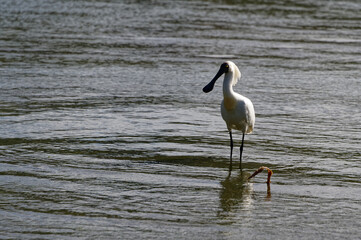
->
203, 61, 255, 170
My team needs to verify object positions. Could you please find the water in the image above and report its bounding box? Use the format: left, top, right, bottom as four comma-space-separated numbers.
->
1, 0, 360, 239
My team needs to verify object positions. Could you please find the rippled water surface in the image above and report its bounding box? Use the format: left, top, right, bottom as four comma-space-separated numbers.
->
1, 0, 361, 239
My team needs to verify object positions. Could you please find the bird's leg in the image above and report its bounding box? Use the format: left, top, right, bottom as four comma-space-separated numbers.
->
239, 132, 245, 169
229, 131, 233, 170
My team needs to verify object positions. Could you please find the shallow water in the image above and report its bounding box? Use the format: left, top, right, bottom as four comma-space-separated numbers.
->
1, 0, 361, 239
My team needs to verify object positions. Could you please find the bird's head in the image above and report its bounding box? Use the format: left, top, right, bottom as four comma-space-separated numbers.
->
203, 61, 241, 93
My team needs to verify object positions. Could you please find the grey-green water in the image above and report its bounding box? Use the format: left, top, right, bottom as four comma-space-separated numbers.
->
1, 0, 360, 239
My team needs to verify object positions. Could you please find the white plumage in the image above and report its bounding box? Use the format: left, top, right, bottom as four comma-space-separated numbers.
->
220, 61, 255, 133
203, 61, 255, 169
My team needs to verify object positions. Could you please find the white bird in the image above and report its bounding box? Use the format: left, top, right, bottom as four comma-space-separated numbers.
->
203, 61, 255, 170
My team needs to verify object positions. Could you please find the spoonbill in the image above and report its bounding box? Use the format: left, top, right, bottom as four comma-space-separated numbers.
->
203, 61, 255, 170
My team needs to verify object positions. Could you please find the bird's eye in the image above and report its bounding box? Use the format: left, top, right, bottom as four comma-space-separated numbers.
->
222, 63, 229, 69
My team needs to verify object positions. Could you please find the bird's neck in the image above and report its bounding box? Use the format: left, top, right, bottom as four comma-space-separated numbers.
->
223, 73, 237, 110
223, 73, 236, 98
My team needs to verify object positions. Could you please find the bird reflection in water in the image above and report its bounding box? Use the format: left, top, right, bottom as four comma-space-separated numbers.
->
219, 171, 253, 213
219, 169, 272, 213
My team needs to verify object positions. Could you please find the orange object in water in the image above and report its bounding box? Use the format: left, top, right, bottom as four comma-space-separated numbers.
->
248, 166, 273, 184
